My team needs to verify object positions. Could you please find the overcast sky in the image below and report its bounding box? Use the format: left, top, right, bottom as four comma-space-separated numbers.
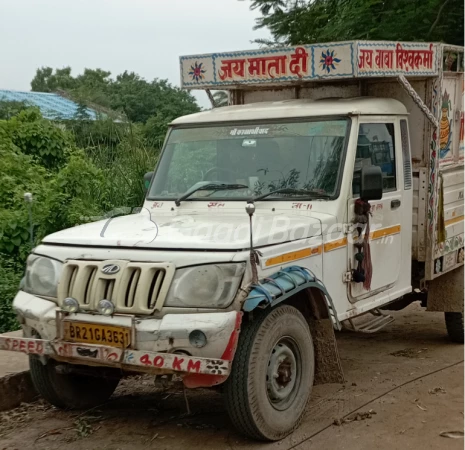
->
0, 0, 269, 108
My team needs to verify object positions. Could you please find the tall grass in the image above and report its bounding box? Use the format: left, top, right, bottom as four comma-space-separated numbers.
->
72, 120, 160, 217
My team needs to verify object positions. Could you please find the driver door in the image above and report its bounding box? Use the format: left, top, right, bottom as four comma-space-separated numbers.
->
348, 119, 403, 301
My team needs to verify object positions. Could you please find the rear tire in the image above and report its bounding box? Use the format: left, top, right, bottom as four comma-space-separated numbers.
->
445, 312, 464, 343
29, 357, 120, 409
224, 305, 314, 441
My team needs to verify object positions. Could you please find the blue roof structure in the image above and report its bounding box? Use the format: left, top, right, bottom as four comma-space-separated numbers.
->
0, 90, 101, 120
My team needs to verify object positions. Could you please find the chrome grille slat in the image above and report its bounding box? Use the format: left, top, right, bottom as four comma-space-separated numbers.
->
67, 266, 78, 297
84, 267, 97, 305
125, 269, 140, 308
58, 260, 175, 314
148, 271, 164, 310
105, 279, 115, 301
72, 265, 98, 310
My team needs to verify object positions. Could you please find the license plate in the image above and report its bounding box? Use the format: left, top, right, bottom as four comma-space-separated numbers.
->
62, 321, 131, 348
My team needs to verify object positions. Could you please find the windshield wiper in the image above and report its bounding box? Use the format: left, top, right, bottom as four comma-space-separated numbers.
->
175, 182, 249, 206
251, 188, 330, 202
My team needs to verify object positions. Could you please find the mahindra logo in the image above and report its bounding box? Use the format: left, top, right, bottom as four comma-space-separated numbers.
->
101, 264, 120, 275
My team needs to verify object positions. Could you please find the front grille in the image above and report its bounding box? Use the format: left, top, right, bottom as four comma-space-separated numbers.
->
58, 260, 175, 314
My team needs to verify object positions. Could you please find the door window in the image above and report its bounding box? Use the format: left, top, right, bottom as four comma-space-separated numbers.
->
352, 123, 396, 196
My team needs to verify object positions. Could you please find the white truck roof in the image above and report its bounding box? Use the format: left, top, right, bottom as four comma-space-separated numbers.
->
171, 98, 408, 125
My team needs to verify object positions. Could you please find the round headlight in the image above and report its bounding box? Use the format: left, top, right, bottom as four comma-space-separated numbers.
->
62, 297, 79, 313
24, 256, 62, 298
97, 299, 115, 316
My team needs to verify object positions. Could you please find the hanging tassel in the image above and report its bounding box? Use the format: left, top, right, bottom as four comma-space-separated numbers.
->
361, 203, 372, 290
353, 198, 373, 290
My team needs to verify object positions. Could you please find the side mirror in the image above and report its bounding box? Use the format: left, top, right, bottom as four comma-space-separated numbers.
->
143, 172, 154, 191
360, 166, 383, 201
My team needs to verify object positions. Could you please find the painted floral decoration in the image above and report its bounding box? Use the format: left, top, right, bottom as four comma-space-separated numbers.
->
440, 90, 452, 159
320, 50, 341, 73
189, 62, 206, 82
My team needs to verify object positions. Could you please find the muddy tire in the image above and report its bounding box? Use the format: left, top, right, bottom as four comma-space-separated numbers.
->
445, 312, 464, 343
224, 305, 314, 441
29, 357, 120, 409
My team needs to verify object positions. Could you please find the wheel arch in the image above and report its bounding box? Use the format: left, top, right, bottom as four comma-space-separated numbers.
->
242, 266, 344, 385
242, 266, 341, 330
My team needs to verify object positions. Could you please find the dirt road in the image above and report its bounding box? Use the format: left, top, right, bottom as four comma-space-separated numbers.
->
0, 303, 463, 450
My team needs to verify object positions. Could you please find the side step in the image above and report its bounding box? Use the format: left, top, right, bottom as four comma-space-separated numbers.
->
344, 309, 395, 333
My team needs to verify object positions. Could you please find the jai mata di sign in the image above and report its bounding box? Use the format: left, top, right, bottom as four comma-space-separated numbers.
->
180, 41, 439, 89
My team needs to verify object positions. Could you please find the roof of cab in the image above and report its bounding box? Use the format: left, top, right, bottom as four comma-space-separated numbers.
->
171, 97, 408, 125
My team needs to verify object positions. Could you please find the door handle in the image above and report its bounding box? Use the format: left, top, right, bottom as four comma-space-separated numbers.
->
391, 199, 401, 209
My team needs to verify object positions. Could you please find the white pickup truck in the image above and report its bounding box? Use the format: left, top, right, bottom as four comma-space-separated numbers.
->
1, 40, 463, 441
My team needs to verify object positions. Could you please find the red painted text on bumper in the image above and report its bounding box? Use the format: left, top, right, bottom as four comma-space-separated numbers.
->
0, 336, 230, 376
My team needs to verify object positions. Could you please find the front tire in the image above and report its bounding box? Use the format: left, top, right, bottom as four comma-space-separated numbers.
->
30, 357, 120, 409
224, 305, 315, 441
445, 312, 464, 343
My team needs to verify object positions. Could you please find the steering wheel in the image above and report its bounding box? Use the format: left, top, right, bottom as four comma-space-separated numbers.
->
203, 167, 238, 181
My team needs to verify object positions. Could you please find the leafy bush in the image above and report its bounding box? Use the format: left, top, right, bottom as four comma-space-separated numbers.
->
0, 87, 189, 331
0, 100, 30, 120
0, 140, 51, 259
0, 259, 22, 334
0, 108, 72, 169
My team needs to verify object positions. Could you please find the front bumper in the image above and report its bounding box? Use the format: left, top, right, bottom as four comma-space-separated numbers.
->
0, 336, 231, 376
7, 291, 242, 382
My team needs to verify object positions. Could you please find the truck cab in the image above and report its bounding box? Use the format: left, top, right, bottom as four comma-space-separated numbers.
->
142, 98, 412, 319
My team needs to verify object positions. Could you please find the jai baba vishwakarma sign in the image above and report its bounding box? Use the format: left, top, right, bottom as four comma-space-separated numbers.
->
180, 41, 438, 89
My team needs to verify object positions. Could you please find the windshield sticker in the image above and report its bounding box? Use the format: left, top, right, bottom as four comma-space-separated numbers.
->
230, 127, 269, 136
308, 121, 347, 137
168, 120, 347, 144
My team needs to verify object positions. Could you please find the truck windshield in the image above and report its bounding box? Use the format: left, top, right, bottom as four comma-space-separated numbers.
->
148, 119, 349, 201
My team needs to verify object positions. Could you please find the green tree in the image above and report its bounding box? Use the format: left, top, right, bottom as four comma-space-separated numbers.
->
251, 0, 464, 46
111, 74, 199, 123
213, 91, 229, 107
30, 67, 76, 92
31, 68, 200, 125
73, 68, 113, 108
